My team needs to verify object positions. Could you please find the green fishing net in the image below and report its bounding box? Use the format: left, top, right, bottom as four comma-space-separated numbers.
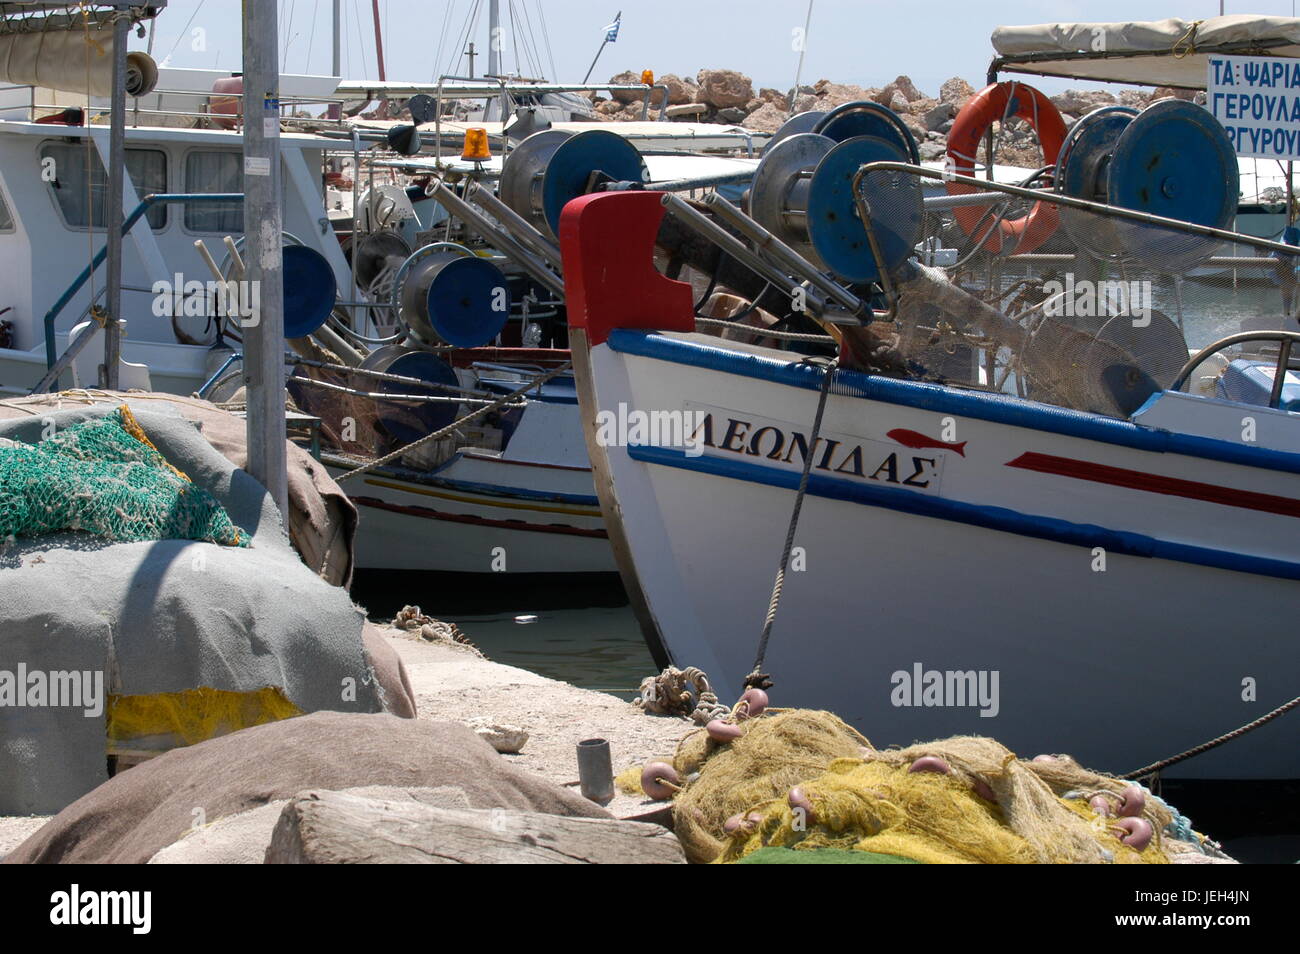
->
0, 406, 249, 546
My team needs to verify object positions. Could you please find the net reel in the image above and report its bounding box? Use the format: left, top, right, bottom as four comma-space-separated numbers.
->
762, 110, 826, 155
499, 128, 649, 238
390, 242, 510, 349
748, 105, 922, 284
813, 100, 921, 162
357, 344, 464, 446
1054, 99, 1239, 273
215, 233, 337, 339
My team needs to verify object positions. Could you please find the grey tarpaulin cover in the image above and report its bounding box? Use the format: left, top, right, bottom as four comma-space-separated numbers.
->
0, 403, 383, 815
991, 15, 1300, 89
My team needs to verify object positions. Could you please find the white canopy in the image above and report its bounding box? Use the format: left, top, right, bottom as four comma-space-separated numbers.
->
991, 15, 1300, 89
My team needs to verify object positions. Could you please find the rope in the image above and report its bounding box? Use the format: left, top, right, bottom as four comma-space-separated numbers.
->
291, 374, 526, 407
746, 356, 837, 689
1122, 692, 1300, 780
333, 360, 570, 483
1171, 20, 1203, 59
635, 665, 730, 725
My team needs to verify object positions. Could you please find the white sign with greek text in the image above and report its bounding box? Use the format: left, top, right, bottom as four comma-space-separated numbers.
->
1207, 54, 1300, 159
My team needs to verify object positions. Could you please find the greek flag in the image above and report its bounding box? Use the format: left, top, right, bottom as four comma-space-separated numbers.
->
604, 12, 621, 42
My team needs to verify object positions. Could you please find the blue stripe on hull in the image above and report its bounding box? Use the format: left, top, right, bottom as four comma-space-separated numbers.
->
607, 330, 1300, 476
627, 444, 1300, 582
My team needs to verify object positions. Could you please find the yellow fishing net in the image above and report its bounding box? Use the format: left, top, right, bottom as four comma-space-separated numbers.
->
106, 686, 302, 752
621, 709, 1179, 865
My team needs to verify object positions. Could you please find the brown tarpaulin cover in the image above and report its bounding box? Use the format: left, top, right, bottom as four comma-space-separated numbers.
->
4, 712, 608, 864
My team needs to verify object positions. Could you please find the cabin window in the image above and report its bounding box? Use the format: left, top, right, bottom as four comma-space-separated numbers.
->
40, 143, 168, 229
183, 151, 243, 233
0, 188, 13, 231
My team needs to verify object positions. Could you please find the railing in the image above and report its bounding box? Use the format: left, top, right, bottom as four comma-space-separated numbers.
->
40, 192, 243, 383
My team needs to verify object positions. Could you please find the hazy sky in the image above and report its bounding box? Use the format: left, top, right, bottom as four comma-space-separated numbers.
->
137, 1, 1300, 97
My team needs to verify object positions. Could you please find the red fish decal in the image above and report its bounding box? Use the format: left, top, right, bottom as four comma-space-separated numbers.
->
887, 428, 967, 457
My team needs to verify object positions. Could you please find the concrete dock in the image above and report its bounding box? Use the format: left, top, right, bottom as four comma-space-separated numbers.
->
0, 623, 692, 859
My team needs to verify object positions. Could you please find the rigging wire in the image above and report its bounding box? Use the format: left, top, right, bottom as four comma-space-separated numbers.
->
441, 0, 480, 80
281, 0, 296, 64
516, 0, 545, 79
535, 0, 558, 81
304, 0, 319, 74
508, 0, 522, 76
340, 0, 350, 77
349, 0, 369, 78
432, 0, 455, 80
160, 0, 206, 66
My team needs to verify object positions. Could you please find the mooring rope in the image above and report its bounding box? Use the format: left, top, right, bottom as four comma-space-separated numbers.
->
745, 356, 837, 690
1122, 692, 1300, 780
333, 361, 571, 483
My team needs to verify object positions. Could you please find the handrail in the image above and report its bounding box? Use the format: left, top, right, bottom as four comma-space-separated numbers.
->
852, 162, 1300, 258
1169, 331, 1300, 403
43, 192, 243, 369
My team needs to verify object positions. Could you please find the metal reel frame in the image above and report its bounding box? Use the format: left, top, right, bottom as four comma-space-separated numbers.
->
808, 134, 921, 284
748, 132, 835, 262
814, 100, 920, 164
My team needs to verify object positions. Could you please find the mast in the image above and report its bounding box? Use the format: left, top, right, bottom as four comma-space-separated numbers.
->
488, 0, 501, 77
371, 0, 387, 117
328, 0, 340, 119
332, 0, 341, 77
370, 0, 387, 82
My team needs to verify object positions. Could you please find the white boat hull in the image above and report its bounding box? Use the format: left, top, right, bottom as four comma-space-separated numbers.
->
324, 395, 614, 575
559, 190, 1300, 780
324, 454, 613, 574
581, 332, 1300, 779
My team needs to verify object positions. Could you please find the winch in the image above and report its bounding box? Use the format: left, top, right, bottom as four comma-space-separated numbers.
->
1054, 98, 1240, 272
390, 241, 510, 349
499, 128, 649, 237
215, 234, 337, 339
358, 344, 463, 446
747, 101, 922, 284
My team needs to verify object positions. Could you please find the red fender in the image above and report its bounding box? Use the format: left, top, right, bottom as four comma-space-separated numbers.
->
945, 82, 1066, 255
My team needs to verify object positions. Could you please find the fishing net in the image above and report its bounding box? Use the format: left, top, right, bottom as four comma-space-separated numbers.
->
622, 709, 1219, 864
107, 686, 303, 753
848, 167, 1300, 419
0, 405, 248, 546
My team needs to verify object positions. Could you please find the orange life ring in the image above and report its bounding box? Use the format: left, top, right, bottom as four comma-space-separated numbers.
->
945, 82, 1067, 255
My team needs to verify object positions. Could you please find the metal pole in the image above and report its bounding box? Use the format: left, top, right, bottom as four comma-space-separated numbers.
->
488, 0, 501, 78
328, 0, 340, 119
243, 0, 289, 522
332, 0, 341, 75
582, 39, 608, 84
102, 8, 130, 389
370, 0, 388, 117
787, 0, 813, 118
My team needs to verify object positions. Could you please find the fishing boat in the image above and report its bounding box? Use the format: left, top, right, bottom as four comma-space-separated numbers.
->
0, 1, 772, 578
560, 17, 1300, 781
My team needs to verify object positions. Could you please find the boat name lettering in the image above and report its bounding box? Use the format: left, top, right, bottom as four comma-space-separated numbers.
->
684, 404, 945, 494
